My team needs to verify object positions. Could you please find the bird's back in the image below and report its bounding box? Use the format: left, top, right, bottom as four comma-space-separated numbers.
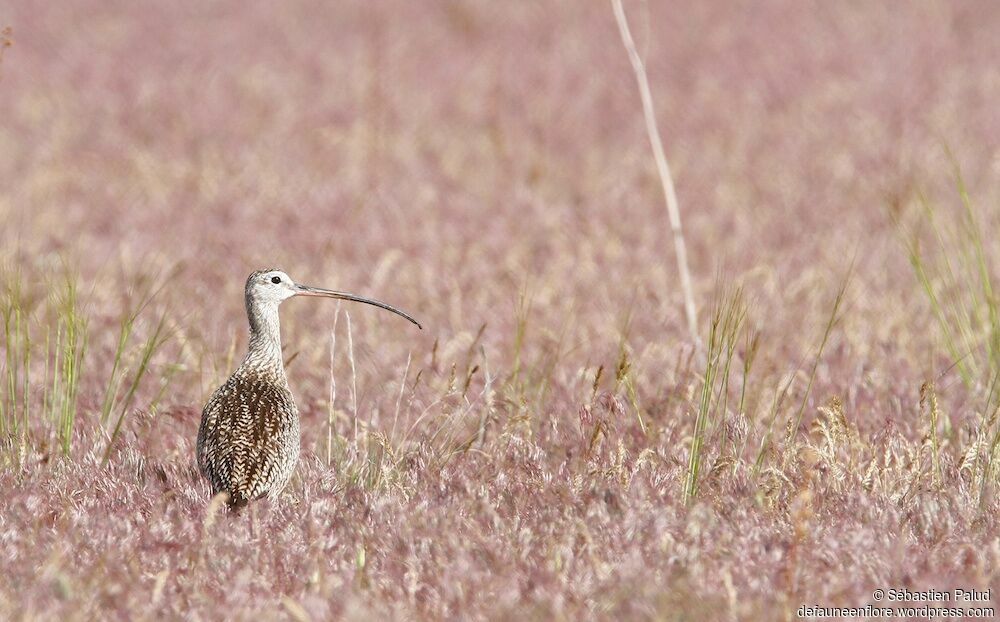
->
196, 369, 300, 507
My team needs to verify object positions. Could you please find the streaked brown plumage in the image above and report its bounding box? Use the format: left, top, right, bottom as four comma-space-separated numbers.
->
197, 268, 420, 508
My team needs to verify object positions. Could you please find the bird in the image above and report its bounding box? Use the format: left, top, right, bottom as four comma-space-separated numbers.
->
197, 268, 420, 509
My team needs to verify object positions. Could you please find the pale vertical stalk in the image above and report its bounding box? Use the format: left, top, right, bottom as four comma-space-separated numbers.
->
612, 0, 698, 341
346, 311, 358, 449
390, 352, 411, 446
326, 305, 341, 466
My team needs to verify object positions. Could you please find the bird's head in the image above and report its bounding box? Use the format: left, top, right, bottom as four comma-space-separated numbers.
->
245, 268, 421, 329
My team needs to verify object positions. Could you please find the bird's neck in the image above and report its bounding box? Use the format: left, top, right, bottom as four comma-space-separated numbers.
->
243, 302, 285, 377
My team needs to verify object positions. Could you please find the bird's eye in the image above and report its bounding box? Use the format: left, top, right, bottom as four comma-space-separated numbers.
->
271, 276, 281, 284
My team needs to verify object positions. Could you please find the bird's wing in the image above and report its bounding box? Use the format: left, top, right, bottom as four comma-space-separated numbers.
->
197, 375, 299, 503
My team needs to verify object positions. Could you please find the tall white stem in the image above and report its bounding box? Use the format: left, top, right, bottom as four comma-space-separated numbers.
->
612, 0, 699, 342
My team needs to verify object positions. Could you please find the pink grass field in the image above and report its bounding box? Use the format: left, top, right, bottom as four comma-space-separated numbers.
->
2, 1, 1000, 619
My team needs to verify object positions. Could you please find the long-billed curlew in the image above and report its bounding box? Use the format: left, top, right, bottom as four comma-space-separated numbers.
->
197, 268, 420, 508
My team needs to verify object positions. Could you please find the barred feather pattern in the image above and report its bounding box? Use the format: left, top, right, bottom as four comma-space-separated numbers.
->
196, 269, 301, 508
196, 369, 300, 507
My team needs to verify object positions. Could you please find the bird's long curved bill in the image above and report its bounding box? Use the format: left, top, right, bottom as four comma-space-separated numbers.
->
294, 284, 422, 329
